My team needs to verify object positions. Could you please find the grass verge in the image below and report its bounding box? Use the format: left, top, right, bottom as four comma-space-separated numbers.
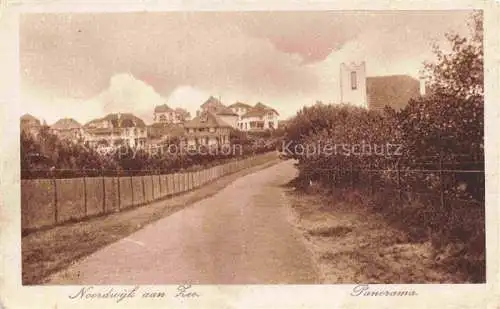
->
284, 183, 482, 283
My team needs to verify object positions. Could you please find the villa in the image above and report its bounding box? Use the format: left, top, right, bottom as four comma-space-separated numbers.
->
83, 113, 147, 149
239, 102, 280, 131
183, 111, 232, 148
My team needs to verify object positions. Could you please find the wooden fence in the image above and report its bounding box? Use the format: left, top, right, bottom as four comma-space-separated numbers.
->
21, 152, 278, 232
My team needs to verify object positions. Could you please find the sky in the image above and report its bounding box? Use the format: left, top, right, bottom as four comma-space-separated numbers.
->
19, 11, 475, 124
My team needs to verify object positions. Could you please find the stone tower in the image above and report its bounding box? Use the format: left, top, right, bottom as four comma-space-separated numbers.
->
339, 62, 368, 108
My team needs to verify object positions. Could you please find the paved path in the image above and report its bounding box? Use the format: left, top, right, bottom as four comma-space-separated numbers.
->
48, 160, 318, 284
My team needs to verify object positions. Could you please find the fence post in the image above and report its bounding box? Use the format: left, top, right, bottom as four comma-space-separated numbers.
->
141, 173, 146, 203
439, 154, 445, 210
151, 174, 154, 199
369, 162, 374, 196
130, 176, 134, 206
53, 175, 58, 224
158, 171, 162, 197
117, 170, 121, 210
341, 160, 345, 186
172, 173, 176, 194
396, 160, 402, 202
83, 174, 88, 216
350, 161, 354, 189
102, 169, 106, 213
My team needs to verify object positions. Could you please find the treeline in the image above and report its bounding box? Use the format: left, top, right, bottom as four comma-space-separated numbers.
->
284, 12, 484, 282
21, 127, 282, 179
285, 98, 484, 201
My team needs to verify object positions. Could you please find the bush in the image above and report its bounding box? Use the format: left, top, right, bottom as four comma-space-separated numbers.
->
283, 12, 484, 282
21, 126, 277, 179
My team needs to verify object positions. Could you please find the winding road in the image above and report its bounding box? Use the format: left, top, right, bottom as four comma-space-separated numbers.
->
47, 160, 318, 284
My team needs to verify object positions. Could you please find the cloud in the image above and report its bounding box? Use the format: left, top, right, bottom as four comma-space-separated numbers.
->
165, 85, 210, 117
20, 11, 475, 122
93, 73, 166, 123
20, 86, 104, 125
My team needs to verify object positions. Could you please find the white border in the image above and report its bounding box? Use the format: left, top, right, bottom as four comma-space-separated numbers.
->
1, 1, 499, 308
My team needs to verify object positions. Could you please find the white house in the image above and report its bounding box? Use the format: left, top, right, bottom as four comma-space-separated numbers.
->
228, 102, 253, 130
228, 102, 252, 119
154, 104, 182, 124
84, 113, 147, 149
183, 111, 231, 148
50, 118, 84, 143
239, 102, 279, 131
199, 96, 239, 129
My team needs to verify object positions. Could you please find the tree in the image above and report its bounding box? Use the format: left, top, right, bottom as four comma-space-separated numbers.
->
404, 11, 483, 156
398, 11, 483, 199
423, 11, 483, 100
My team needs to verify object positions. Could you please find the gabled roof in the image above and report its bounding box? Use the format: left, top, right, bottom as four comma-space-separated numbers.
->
201, 96, 225, 109
51, 118, 82, 130
241, 102, 280, 118
184, 112, 232, 129
85, 113, 146, 129
154, 104, 174, 113
367, 75, 420, 111
215, 106, 238, 116
228, 102, 253, 109
200, 96, 238, 116
255, 102, 279, 115
148, 123, 185, 138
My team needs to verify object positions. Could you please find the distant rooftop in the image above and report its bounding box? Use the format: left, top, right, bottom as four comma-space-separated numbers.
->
228, 102, 253, 109
201, 96, 238, 116
154, 104, 174, 113
51, 118, 82, 130
85, 113, 146, 128
20, 113, 41, 123
184, 111, 232, 129
242, 102, 279, 118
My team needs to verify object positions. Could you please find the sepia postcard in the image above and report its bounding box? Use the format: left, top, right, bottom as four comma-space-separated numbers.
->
0, 0, 499, 308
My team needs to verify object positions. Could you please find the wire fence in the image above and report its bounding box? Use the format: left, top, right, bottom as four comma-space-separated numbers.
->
301, 154, 485, 209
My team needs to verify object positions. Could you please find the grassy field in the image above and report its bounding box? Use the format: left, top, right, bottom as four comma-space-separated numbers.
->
284, 185, 470, 283
22, 158, 281, 285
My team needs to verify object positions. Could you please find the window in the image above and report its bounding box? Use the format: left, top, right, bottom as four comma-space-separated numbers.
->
351, 71, 357, 90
